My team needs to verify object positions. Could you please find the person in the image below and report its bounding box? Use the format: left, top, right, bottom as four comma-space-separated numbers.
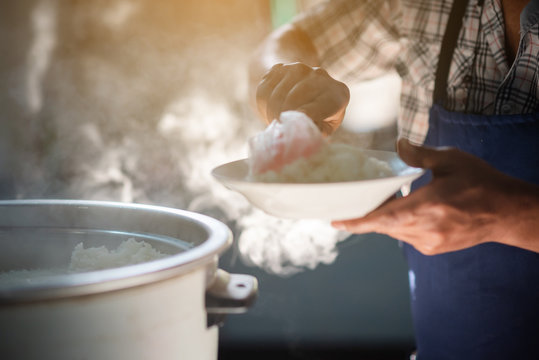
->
249, 0, 539, 359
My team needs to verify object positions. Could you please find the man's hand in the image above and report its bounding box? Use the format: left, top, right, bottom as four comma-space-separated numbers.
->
255, 62, 350, 136
332, 138, 539, 255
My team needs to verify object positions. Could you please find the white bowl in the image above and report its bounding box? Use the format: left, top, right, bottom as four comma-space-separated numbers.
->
212, 149, 424, 220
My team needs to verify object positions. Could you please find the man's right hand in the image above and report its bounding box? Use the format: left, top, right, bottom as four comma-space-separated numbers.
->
255, 62, 350, 136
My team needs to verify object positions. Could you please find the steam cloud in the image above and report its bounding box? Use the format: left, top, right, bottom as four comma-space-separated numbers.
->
2, 0, 395, 276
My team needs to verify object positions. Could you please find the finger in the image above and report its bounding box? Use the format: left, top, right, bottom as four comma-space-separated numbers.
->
266, 65, 311, 122
397, 138, 434, 168
256, 64, 285, 123
257, 67, 285, 122
295, 101, 341, 135
285, 72, 349, 135
331, 187, 428, 233
331, 207, 395, 234
281, 77, 324, 112
397, 138, 458, 175
257, 64, 285, 96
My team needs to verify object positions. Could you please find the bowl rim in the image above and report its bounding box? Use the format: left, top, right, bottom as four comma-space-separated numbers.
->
211, 150, 425, 220
212, 149, 425, 187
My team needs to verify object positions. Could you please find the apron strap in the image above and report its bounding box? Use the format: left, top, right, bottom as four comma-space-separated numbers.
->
432, 0, 470, 105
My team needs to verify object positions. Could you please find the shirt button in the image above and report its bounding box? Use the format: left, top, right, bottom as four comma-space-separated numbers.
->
501, 103, 513, 114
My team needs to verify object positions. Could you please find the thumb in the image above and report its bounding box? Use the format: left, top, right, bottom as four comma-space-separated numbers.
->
397, 138, 455, 172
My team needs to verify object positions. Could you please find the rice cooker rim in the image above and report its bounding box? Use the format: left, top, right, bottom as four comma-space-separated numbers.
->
0, 199, 232, 304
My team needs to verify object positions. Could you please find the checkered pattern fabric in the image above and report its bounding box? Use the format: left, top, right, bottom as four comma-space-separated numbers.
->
294, 0, 539, 143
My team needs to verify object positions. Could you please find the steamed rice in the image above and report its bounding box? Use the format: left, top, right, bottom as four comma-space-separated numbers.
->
250, 143, 392, 183
0, 238, 167, 284
69, 238, 167, 272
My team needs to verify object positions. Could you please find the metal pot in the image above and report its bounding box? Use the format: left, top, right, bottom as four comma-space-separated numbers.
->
0, 200, 257, 360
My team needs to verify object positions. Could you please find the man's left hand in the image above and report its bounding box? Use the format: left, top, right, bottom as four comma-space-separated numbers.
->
332, 138, 538, 255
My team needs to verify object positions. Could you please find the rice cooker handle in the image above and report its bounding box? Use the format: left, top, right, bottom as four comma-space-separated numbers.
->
205, 269, 258, 327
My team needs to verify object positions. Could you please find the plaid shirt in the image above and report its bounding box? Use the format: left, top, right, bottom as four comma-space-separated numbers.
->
294, 0, 539, 143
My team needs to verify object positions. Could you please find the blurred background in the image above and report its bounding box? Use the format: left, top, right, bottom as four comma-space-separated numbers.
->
0, 0, 413, 358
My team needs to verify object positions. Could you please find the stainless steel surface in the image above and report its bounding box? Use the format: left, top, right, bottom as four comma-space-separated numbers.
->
0, 199, 232, 302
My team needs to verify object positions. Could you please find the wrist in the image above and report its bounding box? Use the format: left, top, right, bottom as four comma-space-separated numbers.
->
497, 178, 539, 253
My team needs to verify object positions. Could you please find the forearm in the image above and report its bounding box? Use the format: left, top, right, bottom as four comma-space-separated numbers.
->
248, 24, 320, 110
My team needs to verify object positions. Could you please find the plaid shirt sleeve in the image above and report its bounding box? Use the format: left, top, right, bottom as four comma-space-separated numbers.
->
293, 0, 539, 144
293, 0, 402, 83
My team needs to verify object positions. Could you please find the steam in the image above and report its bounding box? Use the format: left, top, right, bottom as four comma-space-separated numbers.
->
158, 92, 350, 276
7, 0, 361, 276
26, 0, 57, 114
238, 210, 349, 276
101, 0, 139, 29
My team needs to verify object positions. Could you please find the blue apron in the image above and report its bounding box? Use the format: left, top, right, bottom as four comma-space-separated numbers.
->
403, 105, 539, 360
403, 1, 539, 358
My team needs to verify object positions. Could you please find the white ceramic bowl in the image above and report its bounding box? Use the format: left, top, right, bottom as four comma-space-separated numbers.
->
212, 149, 424, 220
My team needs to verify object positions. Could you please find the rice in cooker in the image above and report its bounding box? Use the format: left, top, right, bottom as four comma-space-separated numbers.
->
69, 238, 167, 272
0, 238, 167, 284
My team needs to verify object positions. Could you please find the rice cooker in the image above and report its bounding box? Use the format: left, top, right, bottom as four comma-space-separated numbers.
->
0, 200, 257, 360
